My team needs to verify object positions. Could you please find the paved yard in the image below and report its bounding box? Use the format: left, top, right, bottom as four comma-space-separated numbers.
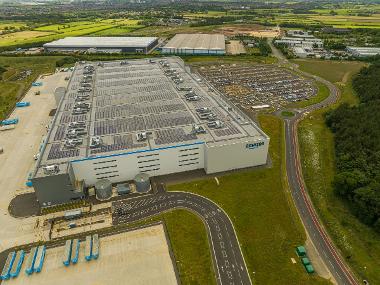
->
6, 224, 178, 285
0, 71, 71, 250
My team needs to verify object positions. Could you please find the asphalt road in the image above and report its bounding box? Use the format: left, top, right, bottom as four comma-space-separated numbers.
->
268, 40, 359, 285
112, 189, 252, 285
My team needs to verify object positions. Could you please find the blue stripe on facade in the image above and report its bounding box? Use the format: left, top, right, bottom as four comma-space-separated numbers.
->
71, 141, 205, 164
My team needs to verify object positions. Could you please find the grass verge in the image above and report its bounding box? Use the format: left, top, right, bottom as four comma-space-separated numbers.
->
168, 115, 331, 285
163, 210, 216, 285
297, 67, 380, 284
291, 82, 330, 108
281, 110, 295, 117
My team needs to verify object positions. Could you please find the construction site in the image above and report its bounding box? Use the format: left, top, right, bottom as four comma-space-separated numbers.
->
196, 64, 316, 112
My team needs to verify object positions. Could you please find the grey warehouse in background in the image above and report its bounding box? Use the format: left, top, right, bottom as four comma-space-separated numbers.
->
162, 34, 226, 55
32, 57, 269, 207
43, 37, 158, 54
346, 46, 380, 58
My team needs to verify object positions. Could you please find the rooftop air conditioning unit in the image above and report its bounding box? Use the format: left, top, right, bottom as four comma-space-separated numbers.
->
136, 132, 147, 142
207, 120, 224, 129
64, 138, 83, 148
43, 165, 60, 175
192, 124, 206, 134
68, 121, 86, 129
90, 136, 102, 148
196, 107, 210, 114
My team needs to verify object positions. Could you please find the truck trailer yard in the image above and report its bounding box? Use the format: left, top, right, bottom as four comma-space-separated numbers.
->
4, 224, 178, 285
0, 70, 71, 250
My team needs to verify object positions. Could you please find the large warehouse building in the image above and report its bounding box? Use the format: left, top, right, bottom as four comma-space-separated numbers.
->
346, 46, 380, 58
162, 34, 226, 55
32, 57, 269, 206
43, 37, 158, 54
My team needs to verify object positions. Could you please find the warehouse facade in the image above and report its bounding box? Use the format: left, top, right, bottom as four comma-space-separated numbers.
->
162, 34, 226, 55
43, 37, 158, 54
32, 57, 269, 206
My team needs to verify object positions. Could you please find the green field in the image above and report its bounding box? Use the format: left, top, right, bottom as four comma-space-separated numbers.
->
297, 61, 380, 284
281, 110, 295, 117
292, 59, 366, 83
0, 19, 145, 48
168, 115, 331, 285
0, 56, 62, 119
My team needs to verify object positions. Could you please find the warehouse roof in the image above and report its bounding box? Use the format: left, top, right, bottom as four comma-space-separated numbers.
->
43, 37, 158, 48
347, 46, 380, 56
34, 57, 267, 178
163, 34, 225, 50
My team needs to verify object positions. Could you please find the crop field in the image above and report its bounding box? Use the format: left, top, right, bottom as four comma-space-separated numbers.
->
182, 10, 228, 19
0, 22, 28, 31
0, 19, 145, 48
0, 31, 54, 46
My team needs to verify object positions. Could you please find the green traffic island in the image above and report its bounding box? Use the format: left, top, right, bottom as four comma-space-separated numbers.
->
296, 246, 315, 274
281, 110, 295, 118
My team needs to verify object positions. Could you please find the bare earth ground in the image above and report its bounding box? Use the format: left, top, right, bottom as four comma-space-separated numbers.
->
214, 24, 281, 37
0, 71, 70, 250
5, 224, 178, 285
226, 40, 246, 55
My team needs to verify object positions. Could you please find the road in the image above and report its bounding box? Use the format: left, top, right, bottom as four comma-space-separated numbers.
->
269, 40, 359, 285
112, 189, 252, 285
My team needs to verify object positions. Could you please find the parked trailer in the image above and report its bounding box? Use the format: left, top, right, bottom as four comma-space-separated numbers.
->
85, 235, 92, 261
1, 118, 19, 126
1, 251, 16, 280
9, 250, 25, 278
71, 239, 80, 264
25, 247, 38, 275
63, 240, 72, 266
33, 245, 46, 273
16, 102, 31, 107
92, 234, 99, 260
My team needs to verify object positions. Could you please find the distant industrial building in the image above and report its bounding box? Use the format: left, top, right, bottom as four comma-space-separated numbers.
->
274, 37, 323, 48
286, 30, 315, 38
43, 37, 158, 54
346, 46, 380, 58
162, 34, 226, 55
32, 57, 269, 207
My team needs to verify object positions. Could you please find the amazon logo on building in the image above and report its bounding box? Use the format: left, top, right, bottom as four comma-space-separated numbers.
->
246, 142, 264, 150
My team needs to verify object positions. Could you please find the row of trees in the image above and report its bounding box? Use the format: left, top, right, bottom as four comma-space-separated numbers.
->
325, 61, 380, 232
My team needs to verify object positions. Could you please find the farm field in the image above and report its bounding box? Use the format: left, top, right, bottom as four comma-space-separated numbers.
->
182, 10, 228, 19
168, 115, 332, 285
296, 60, 380, 284
0, 30, 54, 46
0, 22, 28, 31
0, 19, 145, 48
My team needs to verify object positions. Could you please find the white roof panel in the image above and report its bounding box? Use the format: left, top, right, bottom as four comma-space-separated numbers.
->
44, 37, 158, 48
